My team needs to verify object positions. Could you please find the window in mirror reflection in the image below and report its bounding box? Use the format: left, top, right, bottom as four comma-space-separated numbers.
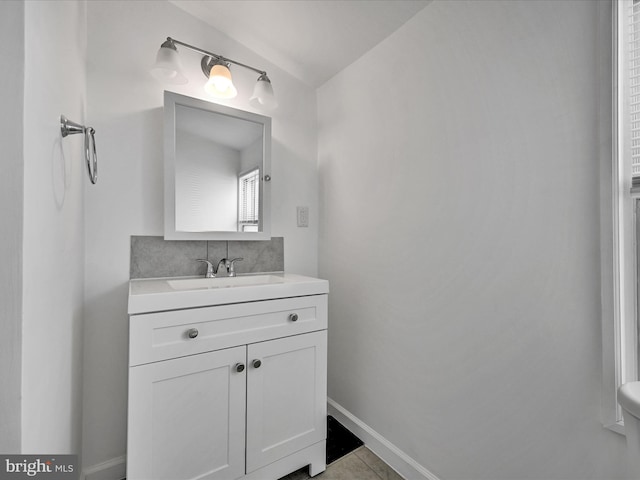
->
239, 168, 260, 232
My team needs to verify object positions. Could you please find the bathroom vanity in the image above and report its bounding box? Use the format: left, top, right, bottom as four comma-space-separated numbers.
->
127, 274, 329, 480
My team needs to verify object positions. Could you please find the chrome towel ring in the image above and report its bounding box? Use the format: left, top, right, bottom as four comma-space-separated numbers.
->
60, 115, 98, 184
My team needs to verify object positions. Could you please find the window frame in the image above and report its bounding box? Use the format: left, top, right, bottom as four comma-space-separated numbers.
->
603, 0, 639, 435
237, 167, 261, 232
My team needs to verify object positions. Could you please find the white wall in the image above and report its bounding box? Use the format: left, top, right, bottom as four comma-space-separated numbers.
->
175, 130, 238, 232
0, 0, 24, 453
318, 1, 628, 479
83, 0, 318, 471
22, 0, 86, 454
241, 138, 263, 173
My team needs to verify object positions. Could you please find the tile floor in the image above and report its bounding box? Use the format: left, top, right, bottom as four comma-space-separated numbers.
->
279, 446, 404, 480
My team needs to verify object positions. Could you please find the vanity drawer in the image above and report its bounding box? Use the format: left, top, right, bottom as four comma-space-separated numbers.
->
129, 294, 327, 366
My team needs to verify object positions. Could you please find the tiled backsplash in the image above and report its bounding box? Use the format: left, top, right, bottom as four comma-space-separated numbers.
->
130, 236, 284, 279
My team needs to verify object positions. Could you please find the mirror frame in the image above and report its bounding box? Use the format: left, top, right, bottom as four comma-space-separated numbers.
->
164, 91, 272, 240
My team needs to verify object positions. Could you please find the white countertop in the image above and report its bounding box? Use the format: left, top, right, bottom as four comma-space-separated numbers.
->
128, 273, 329, 314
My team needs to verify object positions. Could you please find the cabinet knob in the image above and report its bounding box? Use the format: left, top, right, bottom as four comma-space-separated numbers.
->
187, 328, 199, 339
289, 313, 299, 322
235, 363, 245, 373
252, 359, 262, 369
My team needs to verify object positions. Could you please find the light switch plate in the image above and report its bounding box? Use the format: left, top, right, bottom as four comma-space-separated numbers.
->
297, 206, 309, 227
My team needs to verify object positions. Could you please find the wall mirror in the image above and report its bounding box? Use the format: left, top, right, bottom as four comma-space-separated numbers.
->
164, 91, 271, 240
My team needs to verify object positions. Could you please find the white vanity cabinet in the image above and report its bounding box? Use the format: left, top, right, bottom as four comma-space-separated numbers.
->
127, 284, 328, 480
128, 346, 247, 480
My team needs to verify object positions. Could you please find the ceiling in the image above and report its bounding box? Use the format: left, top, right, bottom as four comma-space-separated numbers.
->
169, 0, 431, 88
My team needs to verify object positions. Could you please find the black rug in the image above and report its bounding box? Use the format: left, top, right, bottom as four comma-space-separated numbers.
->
326, 415, 364, 464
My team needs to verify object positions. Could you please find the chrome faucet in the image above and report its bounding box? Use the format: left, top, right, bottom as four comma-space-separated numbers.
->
217, 258, 244, 277
197, 258, 243, 278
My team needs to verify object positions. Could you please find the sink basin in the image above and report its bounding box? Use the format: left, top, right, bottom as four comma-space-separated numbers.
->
128, 273, 329, 314
167, 275, 285, 291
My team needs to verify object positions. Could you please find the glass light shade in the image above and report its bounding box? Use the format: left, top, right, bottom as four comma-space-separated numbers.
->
204, 64, 238, 98
250, 77, 278, 110
150, 46, 188, 85
209, 64, 232, 90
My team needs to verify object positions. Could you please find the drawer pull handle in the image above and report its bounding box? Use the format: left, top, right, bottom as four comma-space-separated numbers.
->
187, 328, 199, 339
235, 363, 245, 373
289, 313, 299, 322
252, 359, 262, 369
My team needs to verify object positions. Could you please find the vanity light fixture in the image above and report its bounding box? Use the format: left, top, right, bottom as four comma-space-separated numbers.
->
151, 37, 277, 110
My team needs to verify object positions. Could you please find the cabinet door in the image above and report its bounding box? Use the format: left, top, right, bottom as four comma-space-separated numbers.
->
127, 347, 246, 480
246, 331, 327, 473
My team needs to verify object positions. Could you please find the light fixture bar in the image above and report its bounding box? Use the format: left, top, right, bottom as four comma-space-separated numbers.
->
153, 37, 277, 109
167, 37, 266, 76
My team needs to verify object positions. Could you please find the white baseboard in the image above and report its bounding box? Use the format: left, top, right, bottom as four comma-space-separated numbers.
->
327, 397, 440, 480
81, 455, 126, 480
79, 402, 438, 480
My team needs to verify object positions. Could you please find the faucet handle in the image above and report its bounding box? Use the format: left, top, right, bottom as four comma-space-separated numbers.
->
196, 259, 215, 278
228, 258, 243, 277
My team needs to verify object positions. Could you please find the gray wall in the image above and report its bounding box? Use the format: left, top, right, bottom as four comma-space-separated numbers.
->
129, 236, 284, 278
318, 1, 628, 478
0, 0, 24, 453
